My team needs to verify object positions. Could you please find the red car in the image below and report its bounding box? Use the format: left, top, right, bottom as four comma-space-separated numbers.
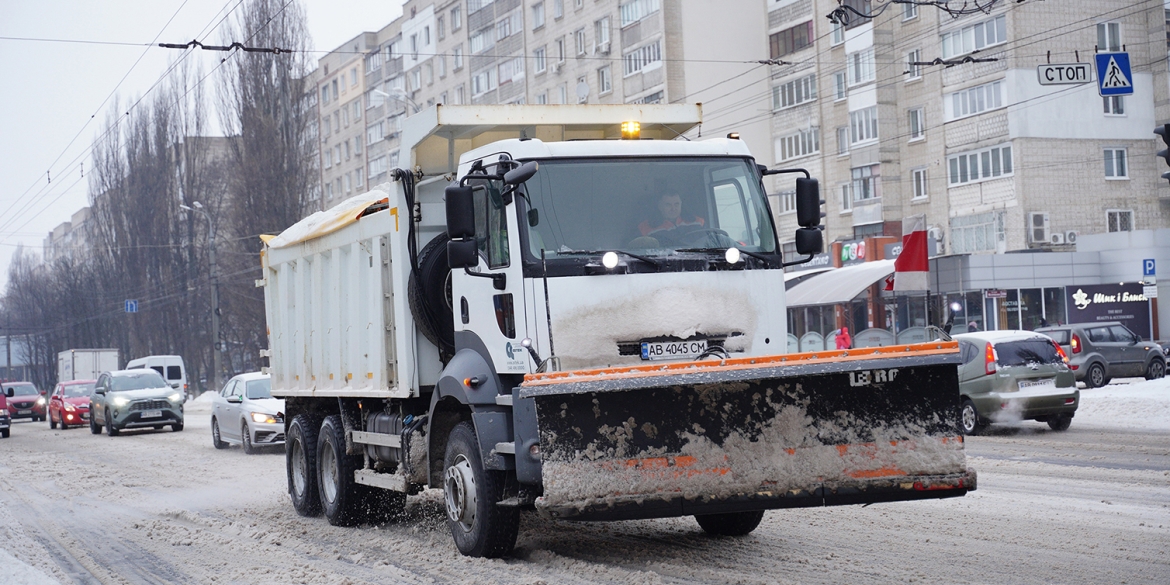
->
4, 382, 46, 421
48, 380, 96, 429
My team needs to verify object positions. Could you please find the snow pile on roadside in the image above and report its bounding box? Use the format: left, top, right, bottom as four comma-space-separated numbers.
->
1074, 376, 1170, 430
0, 549, 59, 585
195, 391, 217, 403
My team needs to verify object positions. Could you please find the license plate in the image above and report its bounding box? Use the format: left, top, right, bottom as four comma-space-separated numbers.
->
1018, 378, 1055, 390
81, 413, 90, 420
141, 410, 163, 419
640, 340, 707, 361
17, 409, 31, 415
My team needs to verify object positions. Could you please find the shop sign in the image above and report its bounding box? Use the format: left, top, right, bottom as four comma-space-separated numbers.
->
789, 252, 832, 272
985, 289, 1007, 299
1066, 283, 1152, 339
839, 240, 867, 266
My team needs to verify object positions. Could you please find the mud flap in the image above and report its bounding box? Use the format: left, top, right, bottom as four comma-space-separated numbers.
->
518, 343, 975, 521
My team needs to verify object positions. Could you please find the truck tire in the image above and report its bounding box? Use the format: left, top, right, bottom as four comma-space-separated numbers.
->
960, 399, 985, 436
695, 510, 765, 536
443, 421, 519, 558
287, 413, 324, 517
408, 234, 455, 357
317, 414, 376, 526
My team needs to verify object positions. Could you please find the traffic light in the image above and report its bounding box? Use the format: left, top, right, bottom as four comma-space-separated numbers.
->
1155, 123, 1170, 184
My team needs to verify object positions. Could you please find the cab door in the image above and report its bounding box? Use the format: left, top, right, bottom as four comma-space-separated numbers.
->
451, 175, 530, 374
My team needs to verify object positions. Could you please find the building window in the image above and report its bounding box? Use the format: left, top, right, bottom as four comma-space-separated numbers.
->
904, 2, 918, 20
553, 0, 564, 19
840, 184, 852, 211
778, 190, 796, 214
439, 55, 447, 78
1097, 22, 1121, 52
321, 84, 329, 104
831, 21, 844, 46
908, 107, 925, 140
323, 116, 331, 136
324, 148, 333, 168
451, 6, 462, 30
948, 144, 1013, 186
833, 71, 847, 100
906, 49, 921, 80
353, 101, 361, 121
946, 80, 1004, 120
776, 128, 820, 162
438, 16, 445, 40
325, 182, 332, 199
772, 74, 817, 110
496, 13, 517, 41
365, 52, 382, 73
630, 90, 663, 104
344, 139, 351, 160
577, 76, 588, 102
368, 156, 387, 179
532, 2, 545, 29
598, 66, 612, 94
620, 0, 660, 27
836, 126, 849, 155
344, 173, 352, 194
769, 21, 813, 59
356, 172, 364, 189
847, 48, 875, 86
595, 17, 611, 47
454, 45, 464, 70
455, 84, 465, 104
942, 15, 1006, 59
575, 29, 586, 55
1104, 148, 1128, 178
1107, 209, 1133, 232
849, 106, 878, 145
350, 68, 357, 86
950, 211, 1004, 254
1103, 96, 1125, 115
912, 168, 928, 199
535, 47, 547, 73
851, 165, 879, 201
841, 0, 871, 29
498, 57, 524, 84
623, 41, 662, 76
536, 91, 548, 104
410, 69, 422, 91
354, 137, 362, 155
439, 91, 447, 104
470, 28, 494, 53
472, 69, 499, 95
556, 38, 565, 62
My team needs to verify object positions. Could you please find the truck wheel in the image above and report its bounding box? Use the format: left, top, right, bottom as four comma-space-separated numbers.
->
287, 413, 324, 517
960, 399, 985, 436
105, 411, 119, 436
1047, 414, 1072, 431
211, 418, 228, 449
408, 234, 455, 357
1085, 363, 1106, 388
443, 421, 519, 558
317, 415, 375, 526
1145, 359, 1166, 380
695, 510, 765, 536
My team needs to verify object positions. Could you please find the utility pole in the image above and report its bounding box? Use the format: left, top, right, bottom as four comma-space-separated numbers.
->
180, 202, 221, 395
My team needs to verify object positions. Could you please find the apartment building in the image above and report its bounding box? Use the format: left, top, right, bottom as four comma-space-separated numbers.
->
316, 33, 376, 210
768, 0, 1170, 256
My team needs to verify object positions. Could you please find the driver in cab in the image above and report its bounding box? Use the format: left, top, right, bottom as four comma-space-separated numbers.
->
636, 193, 705, 245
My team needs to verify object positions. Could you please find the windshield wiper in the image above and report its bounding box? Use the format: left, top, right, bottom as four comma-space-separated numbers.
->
677, 247, 775, 267
556, 249, 661, 268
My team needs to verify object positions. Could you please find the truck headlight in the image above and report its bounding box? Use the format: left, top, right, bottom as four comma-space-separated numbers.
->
250, 412, 277, 424
112, 395, 130, 407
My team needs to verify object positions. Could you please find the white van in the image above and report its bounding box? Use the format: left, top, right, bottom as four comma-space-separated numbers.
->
125, 355, 188, 396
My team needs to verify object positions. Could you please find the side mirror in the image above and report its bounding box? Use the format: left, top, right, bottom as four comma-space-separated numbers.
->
795, 178, 822, 228
447, 239, 479, 269
794, 227, 823, 255
94, 387, 105, 395
226, 395, 243, 404
445, 184, 475, 239
504, 161, 539, 185
527, 208, 539, 227
4, 388, 12, 398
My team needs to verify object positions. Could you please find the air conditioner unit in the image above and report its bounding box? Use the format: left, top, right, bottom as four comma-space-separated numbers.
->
599, 41, 611, 55
927, 226, 943, 241
553, 62, 563, 73
1027, 212, 1050, 244
1065, 230, 1079, 244
1049, 232, 1066, 245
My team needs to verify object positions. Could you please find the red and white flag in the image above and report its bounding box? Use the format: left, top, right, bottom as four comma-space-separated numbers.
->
891, 214, 929, 291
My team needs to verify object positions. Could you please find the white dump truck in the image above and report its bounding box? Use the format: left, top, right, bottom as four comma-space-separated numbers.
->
260, 104, 975, 558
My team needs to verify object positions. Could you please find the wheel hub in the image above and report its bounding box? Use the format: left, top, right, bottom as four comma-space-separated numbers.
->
444, 455, 477, 529
320, 442, 338, 503
291, 441, 307, 495
962, 405, 976, 432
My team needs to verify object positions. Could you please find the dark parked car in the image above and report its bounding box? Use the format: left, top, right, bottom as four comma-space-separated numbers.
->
4, 382, 46, 421
953, 330, 1078, 434
1036, 322, 1166, 388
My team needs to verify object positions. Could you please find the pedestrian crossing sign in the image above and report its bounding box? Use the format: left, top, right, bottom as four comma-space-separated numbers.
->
1095, 52, 1133, 96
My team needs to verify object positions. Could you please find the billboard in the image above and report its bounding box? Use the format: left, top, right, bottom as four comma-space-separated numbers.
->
1065, 283, 1152, 339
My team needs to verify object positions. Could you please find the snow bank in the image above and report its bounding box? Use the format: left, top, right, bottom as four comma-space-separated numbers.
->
0, 549, 59, 585
1074, 376, 1170, 430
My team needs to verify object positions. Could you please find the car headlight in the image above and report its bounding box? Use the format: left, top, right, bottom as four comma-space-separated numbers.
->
64, 403, 76, 412
168, 393, 183, 403
36, 397, 46, 406
112, 395, 130, 407
250, 412, 277, 424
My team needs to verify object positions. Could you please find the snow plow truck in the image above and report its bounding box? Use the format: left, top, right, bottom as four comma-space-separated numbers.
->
260, 104, 976, 557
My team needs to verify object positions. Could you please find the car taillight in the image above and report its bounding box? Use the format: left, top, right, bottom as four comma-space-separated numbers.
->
1052, 341, 1069, 364
985, 342, 997, 375
1071, 333, 1081, 354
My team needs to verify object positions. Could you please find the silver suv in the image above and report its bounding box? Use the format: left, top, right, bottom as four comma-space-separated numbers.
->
1036, 322, 1166, 388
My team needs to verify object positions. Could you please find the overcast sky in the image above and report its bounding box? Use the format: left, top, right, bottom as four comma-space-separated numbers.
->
0, 0, 405, 291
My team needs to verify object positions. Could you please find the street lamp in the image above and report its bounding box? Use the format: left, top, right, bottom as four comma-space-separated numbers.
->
372, 88, 421, 114
180, 201, 222, 395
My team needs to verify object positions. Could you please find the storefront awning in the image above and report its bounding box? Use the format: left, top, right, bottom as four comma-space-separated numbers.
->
785, 259, 896, 308
783, 266, 834, 282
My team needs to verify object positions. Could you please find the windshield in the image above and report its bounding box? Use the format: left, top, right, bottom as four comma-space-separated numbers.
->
111, 371, 168, 391
995, 339, 1062, 366
245, 379, 272, 399
64, 384, 95, 398
8, 383, 37, 396
523, 157, 776, 258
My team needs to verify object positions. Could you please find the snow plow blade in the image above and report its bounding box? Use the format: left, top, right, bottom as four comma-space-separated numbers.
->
518, 342, 976, 521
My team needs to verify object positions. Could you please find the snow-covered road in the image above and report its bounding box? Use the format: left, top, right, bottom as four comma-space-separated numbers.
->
1, 378, 1167, 585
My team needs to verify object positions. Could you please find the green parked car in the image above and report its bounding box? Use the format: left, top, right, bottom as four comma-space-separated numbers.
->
953, 330, 1078, 435
89, 370, 185, 436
